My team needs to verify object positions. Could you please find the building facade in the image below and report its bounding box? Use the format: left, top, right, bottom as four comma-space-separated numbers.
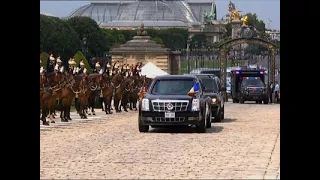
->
265, 29, 280, 41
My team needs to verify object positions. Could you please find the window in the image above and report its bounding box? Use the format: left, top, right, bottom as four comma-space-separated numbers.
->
199, 77, 218, 92
151, 79, 195, 95
241, 78, 265, 87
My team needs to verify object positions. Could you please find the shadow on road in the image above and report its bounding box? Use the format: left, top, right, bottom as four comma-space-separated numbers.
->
220, 118, 237, 123
149, 124, 224, 134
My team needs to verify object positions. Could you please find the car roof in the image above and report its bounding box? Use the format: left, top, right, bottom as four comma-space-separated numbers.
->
153, 75, 197, 80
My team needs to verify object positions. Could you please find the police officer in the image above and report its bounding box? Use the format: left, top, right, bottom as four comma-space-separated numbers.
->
47, 53, 56, 73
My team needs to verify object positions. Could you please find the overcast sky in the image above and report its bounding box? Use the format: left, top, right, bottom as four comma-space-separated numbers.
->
40, 0, 280, 30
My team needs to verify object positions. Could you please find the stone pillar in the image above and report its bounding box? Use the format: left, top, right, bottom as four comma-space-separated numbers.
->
231, 20, 242, 39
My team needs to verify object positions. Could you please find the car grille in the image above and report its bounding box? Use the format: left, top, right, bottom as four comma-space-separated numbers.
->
151, 100, 189, 112
154, 117, 185, 122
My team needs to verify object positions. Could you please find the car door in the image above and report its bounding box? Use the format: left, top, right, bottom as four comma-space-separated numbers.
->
215, 78, 224, 107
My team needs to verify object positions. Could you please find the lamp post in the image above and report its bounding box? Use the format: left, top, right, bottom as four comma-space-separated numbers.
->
186, 38, 192, 73
194, 41, 198, 68
201, 41, 205, 67
83, 36, 87, 58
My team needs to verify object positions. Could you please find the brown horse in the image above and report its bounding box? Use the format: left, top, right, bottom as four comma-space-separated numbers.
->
46, 72, 64, 123
120, 78, 135, 112
77, 74, 91, 119
100, 73, 113, 114
87, 74, 101, 116
128, 75, 141, 111
59, 72, 78, 122
111, 73, 124, 112
40, 72, 61, 125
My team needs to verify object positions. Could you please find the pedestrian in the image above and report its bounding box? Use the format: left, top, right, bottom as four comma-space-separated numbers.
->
274, 81, 280, 103
268, 81, 274, 103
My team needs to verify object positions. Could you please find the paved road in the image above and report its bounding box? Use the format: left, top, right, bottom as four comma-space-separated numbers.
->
40, 102, 280, 179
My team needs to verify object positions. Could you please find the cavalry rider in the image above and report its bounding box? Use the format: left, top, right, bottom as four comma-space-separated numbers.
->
124, 64, 130, 77
40, 59, 45, 73
106, 62, 112, 75
68, 58, 77, 74
47, 53, 56, 73
54, 56, 64, 73
112, 61, 120, 75
93, 62, 103, 74
77, 60, 87, 74
136, 62, 142, 77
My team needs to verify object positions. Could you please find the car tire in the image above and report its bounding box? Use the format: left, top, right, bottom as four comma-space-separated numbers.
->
240, 98, 244, 104
232, 98, 237, 103
214, 106, 222, 122
138, 116, 149, 132
205, 103, 212, 128
221, 105, 225, 120
263, 99, 269, 104
196, 105, 206, 133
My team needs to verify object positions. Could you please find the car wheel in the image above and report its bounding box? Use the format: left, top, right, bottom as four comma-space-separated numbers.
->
196, 104, 206, 133
232, 98, 237, 103
205, 103, 211, 128
214, 107, 222, 122
138, 116, 149, 132
221, 105, 225, 120
239, 98, 244, 104
263, 99, 269, 104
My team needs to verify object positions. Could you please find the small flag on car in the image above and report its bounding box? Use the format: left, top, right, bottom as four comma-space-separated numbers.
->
187, 82, 200, 96
138, 87, 146, 100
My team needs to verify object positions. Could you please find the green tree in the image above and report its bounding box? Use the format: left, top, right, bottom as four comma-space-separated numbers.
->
40, 52, 49, 70
74, 51, 92, 74
67, 17, 107, 57
40, 15, 80, 58
152, 37, 164, 44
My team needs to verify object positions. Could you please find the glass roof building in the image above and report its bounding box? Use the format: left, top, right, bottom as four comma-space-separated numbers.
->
69, 0, 214, 29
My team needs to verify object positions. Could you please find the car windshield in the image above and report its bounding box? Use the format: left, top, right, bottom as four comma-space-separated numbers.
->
151, 79, 195, 95
198, 78, 218, 92
241, 77, 265, 87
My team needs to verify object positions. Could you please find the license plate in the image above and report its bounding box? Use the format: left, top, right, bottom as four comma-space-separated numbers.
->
165, 112, 175, 118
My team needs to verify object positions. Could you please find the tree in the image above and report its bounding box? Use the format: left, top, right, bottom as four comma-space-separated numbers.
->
40, 15, 80, 59
40, 52, 49, 70
67, 17, 107, 57
152, 37, 164, 44
74, 51, 92, 74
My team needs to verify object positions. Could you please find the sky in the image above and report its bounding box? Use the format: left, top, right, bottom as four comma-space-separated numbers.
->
40, 0, 280, 30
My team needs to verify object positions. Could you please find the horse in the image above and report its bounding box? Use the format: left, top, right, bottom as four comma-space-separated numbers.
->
46, 72, 63, 123
77, 74, 91, 119
111, 73, 124, 113
40, 73, 50, 125
59, 71, 78, 122
86, 73, 101, 116
128, 75, 141, 111
100, 73, 113, 114
120, 78, 135, 112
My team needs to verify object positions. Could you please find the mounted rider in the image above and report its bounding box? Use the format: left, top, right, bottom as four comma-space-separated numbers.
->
47, 53, 56, 73
40, 59, 45, 74
77, 60, 87, 74
93, 62, 103, 74
124, 64, 130, 77
54, 56, 64, 73
112, 61, 120, 75
106, 62, 112, 76
68, 58, 77, 74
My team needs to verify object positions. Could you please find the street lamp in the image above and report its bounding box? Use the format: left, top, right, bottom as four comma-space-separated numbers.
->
194, 41, 198, 68
83, 36, 87, 58
186, 38, 192, 73
201, 41, 205, 67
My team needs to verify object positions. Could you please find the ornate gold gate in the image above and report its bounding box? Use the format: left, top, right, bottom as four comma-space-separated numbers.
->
215, 37, 278, 101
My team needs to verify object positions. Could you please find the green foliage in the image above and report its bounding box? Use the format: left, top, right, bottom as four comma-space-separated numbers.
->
40, 15, 80, 58
66, 17, 107, 57
74, 51, 92, 74
190, 34, 207, 49
40, 52, 49, 70
152, 37, 164, 44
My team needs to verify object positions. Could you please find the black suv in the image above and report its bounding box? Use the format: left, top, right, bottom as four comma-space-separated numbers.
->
193, 74, 226, 122
138, 75, 212, 133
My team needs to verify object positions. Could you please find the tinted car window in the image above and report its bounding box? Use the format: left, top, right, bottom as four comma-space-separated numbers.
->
241, 78, 264, 87
201, 71, 220, 78
151, 79, 195, 95
198, 77, 218, 92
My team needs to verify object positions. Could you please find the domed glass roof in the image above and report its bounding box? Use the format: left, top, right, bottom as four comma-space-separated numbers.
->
116, 0, 198, 25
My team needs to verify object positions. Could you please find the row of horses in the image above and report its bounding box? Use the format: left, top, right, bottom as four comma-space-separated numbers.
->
40, 69, 152, 125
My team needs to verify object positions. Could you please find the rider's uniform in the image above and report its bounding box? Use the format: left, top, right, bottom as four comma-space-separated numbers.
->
54, 57, 64, 73
47, 55, 56, 73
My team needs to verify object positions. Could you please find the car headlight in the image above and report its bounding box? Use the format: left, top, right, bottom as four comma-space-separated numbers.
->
141, 99, 150, 111
211, 98, 217, 104
192, 99, 200, 111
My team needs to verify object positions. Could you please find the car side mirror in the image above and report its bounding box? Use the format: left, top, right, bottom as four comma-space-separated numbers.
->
220, 87, 227, 91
